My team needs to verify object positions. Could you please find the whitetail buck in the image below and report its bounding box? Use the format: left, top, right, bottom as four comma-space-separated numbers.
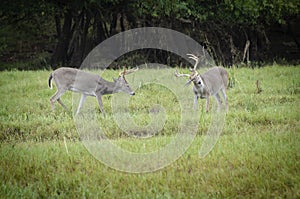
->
175, 54, 228, 112
48, 67, 138, 115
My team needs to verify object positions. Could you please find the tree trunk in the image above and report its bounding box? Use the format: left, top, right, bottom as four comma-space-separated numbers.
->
51, 9, 73, 68
95, 12, 106, 44
69, 11, 91, 67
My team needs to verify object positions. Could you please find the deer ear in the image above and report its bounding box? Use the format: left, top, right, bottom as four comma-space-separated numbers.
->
185, 80, 192, 86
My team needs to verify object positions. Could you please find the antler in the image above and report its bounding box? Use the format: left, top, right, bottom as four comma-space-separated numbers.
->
186, 53, 199, 71
175, 69, 199, 86
119, 67, 139, 76
175, 54, 200, 86
174, 70, 190, 78
125, 67, 139, 75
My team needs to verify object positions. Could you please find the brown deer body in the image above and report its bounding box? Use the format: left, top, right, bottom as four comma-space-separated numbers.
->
48, 67, 138, 115
175, 54, 228, 112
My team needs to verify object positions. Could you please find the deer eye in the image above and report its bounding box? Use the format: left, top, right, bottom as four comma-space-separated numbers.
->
197, 81, 201, 85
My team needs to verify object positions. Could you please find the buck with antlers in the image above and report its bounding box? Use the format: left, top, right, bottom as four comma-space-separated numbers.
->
48, 67, 138, 115
175, 54, 228, 113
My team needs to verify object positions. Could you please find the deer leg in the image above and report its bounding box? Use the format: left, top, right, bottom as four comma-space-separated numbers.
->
50, 89, 67, 111
205, 96, 210, 113
193, 95, 199, 111
215, 93, 222, 112
76, 94, 87, 115
96, 94, 105, 116
57, 98, 69, 111
221, 88, 228, 111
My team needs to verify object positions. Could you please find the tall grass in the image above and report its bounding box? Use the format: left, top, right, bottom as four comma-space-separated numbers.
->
0, 65, 299, 198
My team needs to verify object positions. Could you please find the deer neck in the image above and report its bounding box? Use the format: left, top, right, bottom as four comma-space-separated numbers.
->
105, 81, 118, 94
97, 79, 118, 95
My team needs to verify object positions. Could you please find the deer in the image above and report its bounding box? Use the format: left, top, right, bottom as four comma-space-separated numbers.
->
48, 67, 138, 115
175, 54, 228, 113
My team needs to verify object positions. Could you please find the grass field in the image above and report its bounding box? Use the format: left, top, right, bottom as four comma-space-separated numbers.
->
0, 65, 299, 198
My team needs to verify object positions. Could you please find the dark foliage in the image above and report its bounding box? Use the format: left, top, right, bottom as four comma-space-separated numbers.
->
0, 0, 299, 70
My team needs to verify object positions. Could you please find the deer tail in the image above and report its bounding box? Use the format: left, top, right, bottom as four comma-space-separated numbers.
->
48, 73, 53, 89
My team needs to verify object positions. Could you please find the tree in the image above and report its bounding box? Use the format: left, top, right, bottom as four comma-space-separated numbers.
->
1, 0, 299, 69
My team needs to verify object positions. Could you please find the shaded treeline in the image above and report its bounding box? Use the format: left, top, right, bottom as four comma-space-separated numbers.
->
0, 0, 299, 69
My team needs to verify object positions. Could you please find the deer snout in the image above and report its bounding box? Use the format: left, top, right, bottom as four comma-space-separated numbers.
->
130, 92, 135, 96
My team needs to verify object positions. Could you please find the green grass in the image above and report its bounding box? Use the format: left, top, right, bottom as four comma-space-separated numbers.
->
0, 65, 299, 198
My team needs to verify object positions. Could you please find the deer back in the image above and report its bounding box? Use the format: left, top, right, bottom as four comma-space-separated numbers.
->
52, 67, 101, 95
200, 67, 228, 96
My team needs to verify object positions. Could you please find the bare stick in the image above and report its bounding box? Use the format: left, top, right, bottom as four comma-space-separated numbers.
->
242, 40, 250, 64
